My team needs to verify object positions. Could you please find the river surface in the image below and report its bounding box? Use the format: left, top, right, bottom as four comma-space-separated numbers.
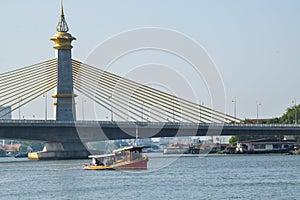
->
0, 154, 299, 200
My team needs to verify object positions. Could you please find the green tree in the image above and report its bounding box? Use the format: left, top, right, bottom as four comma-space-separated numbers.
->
229, 136, 236, 146
295, 136, 300, 143
17, 141, 44, 152
20, 144, 29, 152
0, 148, 6, 156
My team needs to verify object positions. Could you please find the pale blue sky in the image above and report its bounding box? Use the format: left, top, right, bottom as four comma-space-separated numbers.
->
0, 0, 299, 120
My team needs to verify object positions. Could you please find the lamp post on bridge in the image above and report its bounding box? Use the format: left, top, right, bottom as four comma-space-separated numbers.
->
232, 97, 237, 124
141, 101, 144, 122
82, 98, 86, 120
256, 101, 261, 124
108, 94, 113, 121
172, 99, 175, 123
292, 98, 297, 125
43, 93, 47, 121
199, 101, 204, 123
18, 97, 22, 120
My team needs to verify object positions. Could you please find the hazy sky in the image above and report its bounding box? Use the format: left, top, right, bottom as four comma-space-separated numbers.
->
0, 0, 299, 120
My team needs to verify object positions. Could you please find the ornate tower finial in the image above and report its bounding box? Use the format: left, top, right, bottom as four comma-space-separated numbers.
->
57, 0, 69, 32
51, 0, 76, 50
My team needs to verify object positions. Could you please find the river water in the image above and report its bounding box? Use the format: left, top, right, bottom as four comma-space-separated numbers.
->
0, 154, 299, 200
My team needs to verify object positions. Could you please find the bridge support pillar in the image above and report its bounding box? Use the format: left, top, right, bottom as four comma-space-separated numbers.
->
28, 142, 90, 160
27, 4, 89, 160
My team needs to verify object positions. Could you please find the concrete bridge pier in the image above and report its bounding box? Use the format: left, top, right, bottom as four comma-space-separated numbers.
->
28, 142, 90, 160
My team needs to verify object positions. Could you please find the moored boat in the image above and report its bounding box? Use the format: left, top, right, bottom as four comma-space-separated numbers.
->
83, 146, 148, 170
15, 152, 28, 158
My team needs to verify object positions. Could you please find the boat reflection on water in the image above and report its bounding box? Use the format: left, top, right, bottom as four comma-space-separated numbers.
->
83, 146, 148, 170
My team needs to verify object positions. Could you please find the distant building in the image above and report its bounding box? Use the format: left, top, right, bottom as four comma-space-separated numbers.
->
0, 106, 12, 120
236, 138, 299, 153
0, 106, 12, 145
4, 144, 21, 155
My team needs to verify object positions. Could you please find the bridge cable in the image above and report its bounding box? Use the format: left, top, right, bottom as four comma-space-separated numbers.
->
0, 59, 56, 79
73, 61, 224, 123
73, 60, 242, 123
73, 64, 192, 122
74, 71, 144, 121
73, 64, 174, 121
72, 60, 227, 122
73, 61, 214, 122
0, 81, 56, 119
0, 59, 57, 84
73, 63, 186, 122
0, 72, 57, 105
0, 65, 57, 100
0, 62, 57, 91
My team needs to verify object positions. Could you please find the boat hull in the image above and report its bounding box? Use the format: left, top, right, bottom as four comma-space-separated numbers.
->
83, 157, 148, 170
83, 165, 116, 170
113, 157, 148, 170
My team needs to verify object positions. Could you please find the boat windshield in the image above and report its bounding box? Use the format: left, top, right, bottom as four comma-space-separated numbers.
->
90, 154, 115, 166
113, 147, 144, 162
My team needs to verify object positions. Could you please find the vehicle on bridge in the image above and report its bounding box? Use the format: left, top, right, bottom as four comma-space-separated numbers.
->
83, 146, 148, 170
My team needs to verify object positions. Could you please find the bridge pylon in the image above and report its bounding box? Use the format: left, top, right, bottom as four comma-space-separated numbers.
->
50, 1, 77, 121
28, 2, 89, 160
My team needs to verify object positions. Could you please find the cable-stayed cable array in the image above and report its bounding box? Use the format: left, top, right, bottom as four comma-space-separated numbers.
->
72, 60, 242, 123
0, 58, 242, 123
0, 59, 57, 119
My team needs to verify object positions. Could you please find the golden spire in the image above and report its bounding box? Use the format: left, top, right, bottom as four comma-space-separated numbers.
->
50, 0, 76, 50
57, 0, 69, 32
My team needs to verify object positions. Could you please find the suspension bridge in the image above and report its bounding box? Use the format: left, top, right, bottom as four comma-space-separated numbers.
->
0, 3, 299, 159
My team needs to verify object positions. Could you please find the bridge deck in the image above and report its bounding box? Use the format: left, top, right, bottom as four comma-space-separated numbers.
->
0, 120, 300, 142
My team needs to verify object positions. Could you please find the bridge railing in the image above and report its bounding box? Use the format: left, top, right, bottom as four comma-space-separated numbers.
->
0, 119, 300, 128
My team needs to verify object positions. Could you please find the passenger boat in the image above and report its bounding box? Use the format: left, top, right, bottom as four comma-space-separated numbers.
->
83, 146, 148, 170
